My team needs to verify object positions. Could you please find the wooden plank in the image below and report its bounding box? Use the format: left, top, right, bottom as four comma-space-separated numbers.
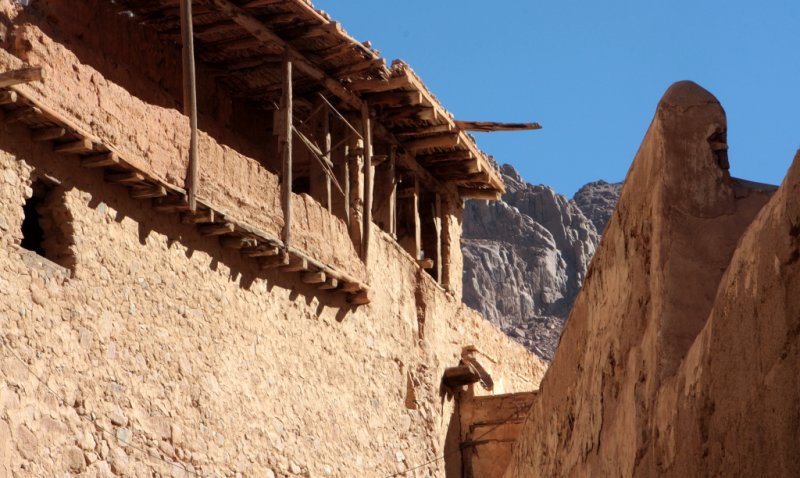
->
361, 102, 373, 262
54, 138, 93, 154
0, 66, 44, 88
454, 120, 542, 132
280, 58, 293, 247
199, 223, 235, 236
181, 0, 200, 212
80, 152, 119, 168
301, 271, 326, 284
0, 90, 17, 105
31, 127, 65, 142
105, 171, 145, 184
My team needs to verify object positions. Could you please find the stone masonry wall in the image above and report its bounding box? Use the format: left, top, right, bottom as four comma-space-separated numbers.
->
0, 116, 545, 477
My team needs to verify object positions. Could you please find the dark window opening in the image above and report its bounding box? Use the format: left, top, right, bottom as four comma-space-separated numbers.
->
19, 179, 75, 272
21, 181, 51, 256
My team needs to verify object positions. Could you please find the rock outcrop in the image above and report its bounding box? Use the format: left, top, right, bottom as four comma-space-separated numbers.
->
462, 165, 599, 359
573, 180, 623, 233
505, 81, 798, 477
462, 165, 624, 360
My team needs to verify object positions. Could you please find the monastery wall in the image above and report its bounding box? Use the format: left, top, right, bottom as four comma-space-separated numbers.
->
0, 3, 545, 477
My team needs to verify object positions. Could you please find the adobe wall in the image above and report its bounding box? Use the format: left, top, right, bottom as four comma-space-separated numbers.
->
0, 116, 545, 478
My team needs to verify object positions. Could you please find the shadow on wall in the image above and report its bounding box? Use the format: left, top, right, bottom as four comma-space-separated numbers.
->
1, 120, 356, 322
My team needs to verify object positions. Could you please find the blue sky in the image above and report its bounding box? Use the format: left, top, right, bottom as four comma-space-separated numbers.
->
314, 1, 800, 197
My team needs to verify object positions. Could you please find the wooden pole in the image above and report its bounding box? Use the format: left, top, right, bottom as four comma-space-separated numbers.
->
320, 104, 332, 212
281, 58, 293, 246
361, 102, 373, 261
434, 193, 442, 282
389, 146, 397, 238
180, 0, 199, 212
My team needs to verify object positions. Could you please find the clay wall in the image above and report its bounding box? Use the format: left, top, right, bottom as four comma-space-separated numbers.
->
0, 61, 545, 478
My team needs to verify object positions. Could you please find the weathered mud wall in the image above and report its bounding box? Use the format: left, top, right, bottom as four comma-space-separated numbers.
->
505, 82, 798, 476
0, 0, 364, 279
0, 117, 545, 477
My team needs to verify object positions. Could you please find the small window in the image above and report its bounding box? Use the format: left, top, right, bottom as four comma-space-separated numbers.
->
20, 179, 75, 271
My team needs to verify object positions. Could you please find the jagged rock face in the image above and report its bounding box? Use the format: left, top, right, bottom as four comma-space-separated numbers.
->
573, 180, 623, 233
505, 81, 798, 477
462, 165, 599, 359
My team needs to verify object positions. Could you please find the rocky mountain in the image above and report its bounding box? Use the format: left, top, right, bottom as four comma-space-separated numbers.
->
573, 180, 623, 233
462, 165, 621, 360
506, 81, 796, 478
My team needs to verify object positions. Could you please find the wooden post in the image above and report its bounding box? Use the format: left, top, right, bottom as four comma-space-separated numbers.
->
180, 0, 199, 212
322, 107, 332, 212
389, 146, 397, 238
433, 193, 442, 282
411, 176, 421, 260
347, 116, 363, 254
280, 57, 293, 246
361, 102, 373, 261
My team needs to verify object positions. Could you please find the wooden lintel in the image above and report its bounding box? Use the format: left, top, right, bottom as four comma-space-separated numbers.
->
31, 127, 66, 142
301, 271, 326, 284
54, 138, 93, 154
454, 120, 542, 132
442, 365, 480, 388
80, 152, 119, 168
199, 223, 235, 236
0, 66, 45, 88
458, 187, 502, 201
105, 171, 145, 184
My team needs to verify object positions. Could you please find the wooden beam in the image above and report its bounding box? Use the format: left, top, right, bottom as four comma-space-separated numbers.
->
5, 106, 41, 124
389, 147, 397, 237
181, 209, 215, 223
348, 290, 370, 305
433, 193, 442, 282
454, 120, 542, 132
80, 152, 119, 168
54, 138, 93, 154
220, 236, 253, 249
280, 58, 293, 247
365, 91, 422, 108
417, 258, 434, 270
301, 271, 326, 284
403, 133, 460, 152
458, 187, 502, 201
442, 365, 480, 388
361, 102, 373, 262
281, 255, 308, 272
0, 66, 44, 88
241, 245, 280, 257
260, 252, 290, 269
204, 0, 363, 110
199, 223, 235, 236
318, 277, 338, 290
130, 185, 167, 199
347, 120, 363, 254
0, 90, 17, 105
105, 171, 145, 184
180, 0, 200, 212
416, 151, 474, 164
31, 127, 65, 142
347, 76, 407, 93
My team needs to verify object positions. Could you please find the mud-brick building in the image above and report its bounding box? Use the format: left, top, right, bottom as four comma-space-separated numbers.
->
0, 0, 544, 476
